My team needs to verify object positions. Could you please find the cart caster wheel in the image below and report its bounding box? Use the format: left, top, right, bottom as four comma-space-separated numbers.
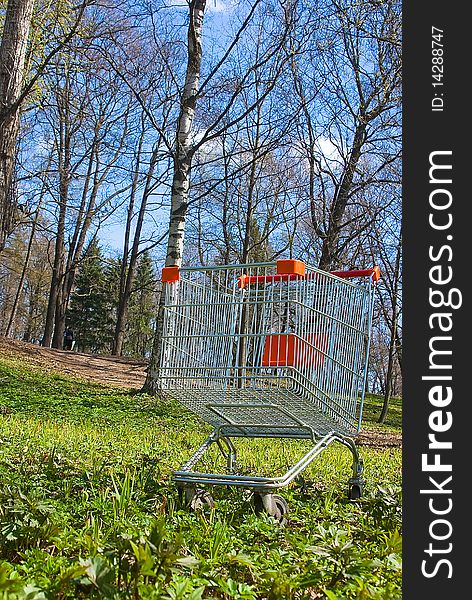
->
253, 493, 289, 525
189, 489, 214, 511
180, 487, 214, 511
348, 481, 364, 500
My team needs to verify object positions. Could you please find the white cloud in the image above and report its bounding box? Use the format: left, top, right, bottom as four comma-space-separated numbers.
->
315, 136, 340, 163
209, 0, 237, 13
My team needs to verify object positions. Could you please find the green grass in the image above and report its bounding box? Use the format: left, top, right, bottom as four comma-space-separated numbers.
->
361, 394, 402, 431
0, 356, 401, 599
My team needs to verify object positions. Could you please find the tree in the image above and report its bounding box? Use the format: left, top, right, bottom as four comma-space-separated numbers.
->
143, 0, 299, 393
40, 42, 134, 349
163, 0, 207, 268
0, 224, 29, 332
1, 0, 96, 251
186, 79, 299, 266
111, 119, 168, 356
0, 0, 35, 251
373, 219, 402, 422
4, 198, 42, 336
68, 239, 114, 353
142, 0, 207, 392
0, 210, 51, 340
286, 0, 401, 270
124, 251, 157, 357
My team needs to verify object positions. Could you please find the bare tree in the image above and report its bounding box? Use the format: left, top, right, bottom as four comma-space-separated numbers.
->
318, 0, 401, 270
142, 0, 300, 393
40, 46, 134, 348
0, 0, 95, 251
112, 142, 166, 356
5, 196, 44, 337
162, 0, 207, 268
187, 54, 301, 266
286, 0, 401, 270
0, 0, 35, 251
374, 221, 402, 422
142, 0, 207, 392
0, 205, 51, 339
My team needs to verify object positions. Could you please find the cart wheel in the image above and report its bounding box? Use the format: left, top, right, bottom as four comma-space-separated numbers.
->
185, 488, 215, 511
348, 482, 363, 500
253, 493, 289, 525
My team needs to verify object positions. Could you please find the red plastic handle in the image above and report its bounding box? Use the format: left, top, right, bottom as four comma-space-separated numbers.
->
330, 267, 381, 282
238, 266, 380, 288
237, 273, 300, 288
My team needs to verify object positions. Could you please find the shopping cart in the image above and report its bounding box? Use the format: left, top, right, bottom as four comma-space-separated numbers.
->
155, 260, 379, 520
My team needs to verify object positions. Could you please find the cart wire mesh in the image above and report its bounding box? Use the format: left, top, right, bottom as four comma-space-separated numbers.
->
156, 261, 377, 439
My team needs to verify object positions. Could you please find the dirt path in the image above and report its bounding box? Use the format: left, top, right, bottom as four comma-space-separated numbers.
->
0, 337, 148, 390
0, 337, 401, 447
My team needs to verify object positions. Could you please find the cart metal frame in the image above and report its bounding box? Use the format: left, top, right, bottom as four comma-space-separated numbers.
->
155, 260, 379, 518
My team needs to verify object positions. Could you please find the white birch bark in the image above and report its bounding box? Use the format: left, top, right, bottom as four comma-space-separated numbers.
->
165, 0, 206, 268
143, 0, 207, 393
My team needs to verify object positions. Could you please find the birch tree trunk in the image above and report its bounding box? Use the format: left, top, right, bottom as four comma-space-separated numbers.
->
143, 0, 207, 393
0, 0, 35, 251
164, 0, 206, 268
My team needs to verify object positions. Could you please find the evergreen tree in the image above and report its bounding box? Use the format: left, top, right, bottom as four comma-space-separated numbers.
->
124, 251, 157, 358
68, 239, 114, 353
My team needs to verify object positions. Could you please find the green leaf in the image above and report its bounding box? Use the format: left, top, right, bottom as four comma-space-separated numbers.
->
80, 556, 117, 598
175, 556, 200, 569
130, 541, 155, 576
0, 564, 22, 592
324, 590, 342, 600
225, 552, 257, 569
58, 563, 88, 586
1, 522, 19, 541
20, 584, 47, 600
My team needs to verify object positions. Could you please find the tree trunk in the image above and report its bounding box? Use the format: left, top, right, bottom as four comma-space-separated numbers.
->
42, 83, 71, 347
378, 234, 402, 423
143, 0, 207, 394
54, 175, 97, 348
0, 0, 35, 251
113, 147, 158, 356
52, 282, 66, 349
42, 221, 65, 347
112, 132, 144, 356
318, 123, 366, 271
5, 200, 42, 336
163, 0, 206, 267
7, 155, 50, 337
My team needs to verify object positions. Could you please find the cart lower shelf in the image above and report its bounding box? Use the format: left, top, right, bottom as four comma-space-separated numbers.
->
173, 427, 365, 523
163, 384, 359, 438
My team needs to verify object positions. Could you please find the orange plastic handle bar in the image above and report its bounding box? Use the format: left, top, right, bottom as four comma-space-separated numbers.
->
238, 266, 380, 288
238, 273, 300, 288
330, 267, 381, 282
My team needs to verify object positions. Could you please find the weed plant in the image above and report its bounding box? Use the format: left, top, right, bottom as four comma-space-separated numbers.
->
0, 356, 401, 599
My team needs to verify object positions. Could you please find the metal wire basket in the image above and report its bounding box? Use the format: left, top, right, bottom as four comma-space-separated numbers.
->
155, 260, 379, 519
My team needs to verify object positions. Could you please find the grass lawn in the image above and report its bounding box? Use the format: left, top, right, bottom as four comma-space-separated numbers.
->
0, 355, 401, 599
